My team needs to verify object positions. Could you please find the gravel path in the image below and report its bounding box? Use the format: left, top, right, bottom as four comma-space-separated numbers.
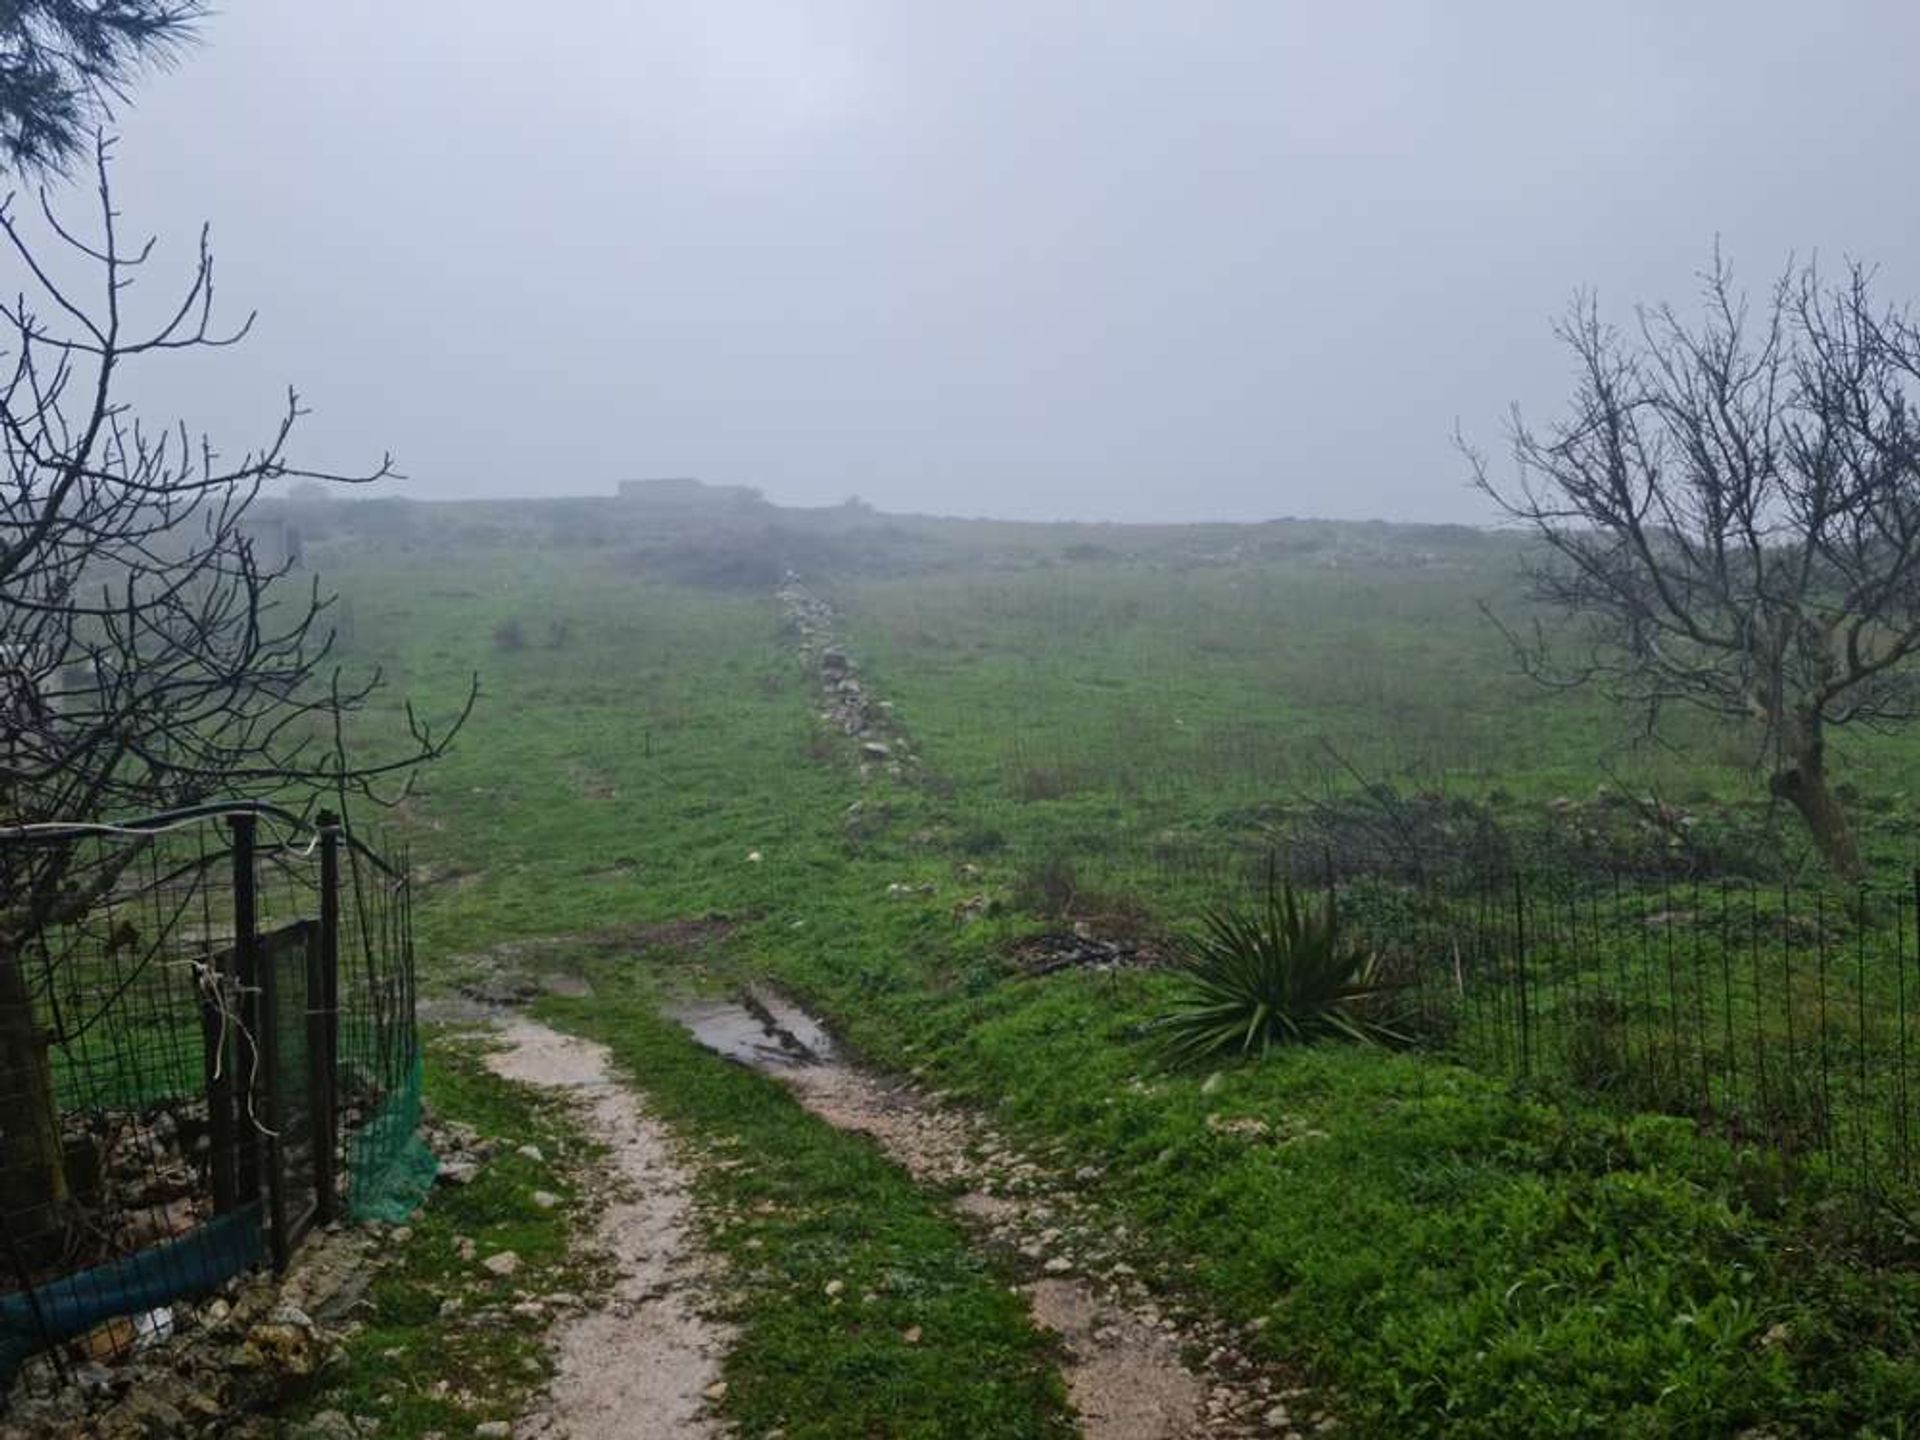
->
486, 1018, 733, 1440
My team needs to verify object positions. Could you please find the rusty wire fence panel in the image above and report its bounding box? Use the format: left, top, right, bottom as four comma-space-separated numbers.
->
0, 804, 420, 1395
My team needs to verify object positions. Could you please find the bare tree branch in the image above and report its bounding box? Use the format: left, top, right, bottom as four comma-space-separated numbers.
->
0, 141, 477, 942
1468, 253, 1920, 876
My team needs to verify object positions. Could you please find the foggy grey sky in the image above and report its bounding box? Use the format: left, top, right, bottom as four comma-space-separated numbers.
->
75, 2, 1920, 522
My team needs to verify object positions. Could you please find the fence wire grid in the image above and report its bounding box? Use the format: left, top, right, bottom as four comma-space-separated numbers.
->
0, 803, 423, 1395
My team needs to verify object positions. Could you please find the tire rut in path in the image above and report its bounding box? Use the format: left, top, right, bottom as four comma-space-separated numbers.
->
485, 1018, 733, 1440
675, 989, 1322, 1440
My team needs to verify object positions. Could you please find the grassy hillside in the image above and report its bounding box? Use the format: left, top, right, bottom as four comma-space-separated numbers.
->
312, 493, 1920, 1436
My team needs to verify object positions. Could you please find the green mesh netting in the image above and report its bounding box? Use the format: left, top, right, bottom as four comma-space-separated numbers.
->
346, 1054, 436, 1224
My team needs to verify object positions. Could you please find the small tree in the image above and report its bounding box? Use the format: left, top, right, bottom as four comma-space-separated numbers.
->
0, 144, 475, 1255
1468, 253, 1920, 877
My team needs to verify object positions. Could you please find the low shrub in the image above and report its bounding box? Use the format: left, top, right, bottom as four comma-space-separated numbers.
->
1157, 878, 1409, 1065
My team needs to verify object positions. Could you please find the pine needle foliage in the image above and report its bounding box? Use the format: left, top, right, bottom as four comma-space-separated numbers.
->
0, 2, 204, 176
1157, 877, 1408, 1065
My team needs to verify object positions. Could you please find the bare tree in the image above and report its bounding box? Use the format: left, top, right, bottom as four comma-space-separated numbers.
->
0, 2, 203, 176
1467, 252, 1920, 877
0, 141, 476, 1251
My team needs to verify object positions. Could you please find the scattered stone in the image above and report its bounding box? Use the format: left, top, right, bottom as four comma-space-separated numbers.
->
532, 1189, 561, 1209
238, 1305, 323, 1377
1206, 1114, 1273, 1141
482, 1251, 522, 1278
952, 894, 994, 925
778, 576, 920, 774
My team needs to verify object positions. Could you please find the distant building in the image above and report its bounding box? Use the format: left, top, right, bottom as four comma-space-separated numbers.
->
616, 476, 765, 510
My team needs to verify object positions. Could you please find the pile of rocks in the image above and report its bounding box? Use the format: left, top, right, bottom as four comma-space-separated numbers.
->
776, 573, 916, 779
0, 1224, 382, 1440
0, 1107, 500, 1438
55, 1101, 216, 1262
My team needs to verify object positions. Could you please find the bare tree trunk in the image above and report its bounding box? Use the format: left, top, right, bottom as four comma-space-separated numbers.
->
1771, 735, 1864, 879
0, 945, 67, 1269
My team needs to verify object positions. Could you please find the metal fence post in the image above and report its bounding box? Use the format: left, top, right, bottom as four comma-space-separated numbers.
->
312, 812, 342, 1224
227, 811, 264, 1219
259, 918, 289, 1272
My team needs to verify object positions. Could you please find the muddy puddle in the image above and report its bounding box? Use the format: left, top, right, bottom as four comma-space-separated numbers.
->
666, 987, 838, 1070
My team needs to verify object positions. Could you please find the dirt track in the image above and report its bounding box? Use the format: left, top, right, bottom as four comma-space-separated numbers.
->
486, 1019, 732, 1440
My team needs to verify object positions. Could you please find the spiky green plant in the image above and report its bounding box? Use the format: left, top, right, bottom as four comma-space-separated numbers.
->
1156, 879, 1408, 1065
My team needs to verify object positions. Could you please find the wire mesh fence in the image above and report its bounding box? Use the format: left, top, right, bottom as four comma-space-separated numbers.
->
1399, 870, 1920, 1203
0, 803, 422, 1393
992, 818, 1920, 1206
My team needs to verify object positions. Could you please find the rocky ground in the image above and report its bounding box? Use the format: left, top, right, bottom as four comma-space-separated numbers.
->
1, 1195, 408, 1439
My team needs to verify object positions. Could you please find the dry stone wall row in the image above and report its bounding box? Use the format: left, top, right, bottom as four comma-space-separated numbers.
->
777, 573, 919, 781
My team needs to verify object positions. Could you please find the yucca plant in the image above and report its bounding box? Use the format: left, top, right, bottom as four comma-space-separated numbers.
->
1156, 878, 1409, 1065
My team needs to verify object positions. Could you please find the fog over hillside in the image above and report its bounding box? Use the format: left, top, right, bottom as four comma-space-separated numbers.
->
96, 2, 1920, 522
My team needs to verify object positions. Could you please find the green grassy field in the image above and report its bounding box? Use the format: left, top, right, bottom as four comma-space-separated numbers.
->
308, 494, 1920, 1437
